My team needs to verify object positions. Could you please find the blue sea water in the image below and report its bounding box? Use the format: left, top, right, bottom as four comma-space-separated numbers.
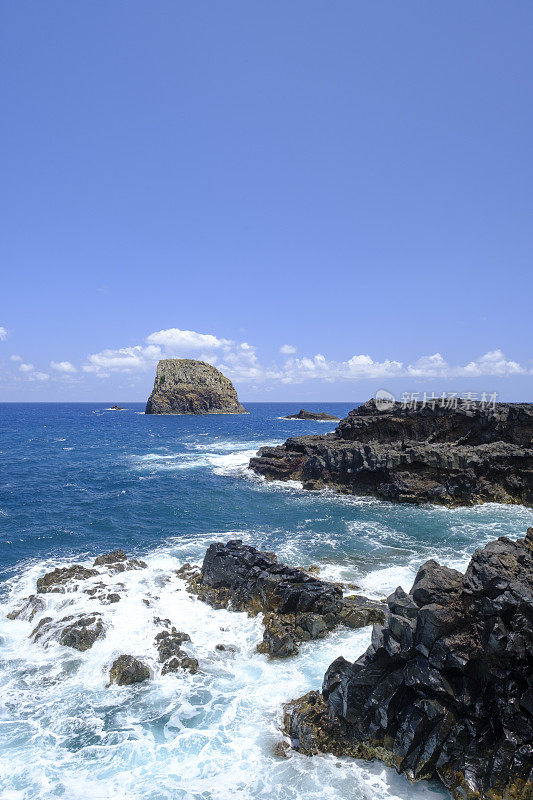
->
0, 403, 531, 800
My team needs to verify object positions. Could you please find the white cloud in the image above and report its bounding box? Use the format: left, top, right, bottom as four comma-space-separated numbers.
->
147, 328, 228, 351
83, 329, 266, 380
459, 349, 526, 377
83, 344, 161, 374
10, 354, 22, 362
0, 326, 7, 341
82, 326, 531, 386
50, 360, 77, 373
17, 362, 50, 381
280, 353, 404, 384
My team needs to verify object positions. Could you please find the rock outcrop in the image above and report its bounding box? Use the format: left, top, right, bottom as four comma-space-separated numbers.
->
109, 655, 150, 685
284, 409, 340, 421
284, 530, 533, 800
182, 540, 384, 657
145, 359, 247, 415
155, 628, 199, 675
250, 399, 533, 506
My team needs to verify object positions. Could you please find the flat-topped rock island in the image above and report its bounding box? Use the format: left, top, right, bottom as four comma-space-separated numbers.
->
145, 358, 248, 415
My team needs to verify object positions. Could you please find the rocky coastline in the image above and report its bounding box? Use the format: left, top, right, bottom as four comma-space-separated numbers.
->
284, 529, 533, 800
250, 399, 533, 506
145, 358, 248, 415
8, 531, 533, 799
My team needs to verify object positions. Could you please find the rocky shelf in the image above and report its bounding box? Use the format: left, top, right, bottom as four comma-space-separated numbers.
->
284, 529, 533, 800
250, 398, 533, 506
180, 539, 385, 657
145, 358, 248, 415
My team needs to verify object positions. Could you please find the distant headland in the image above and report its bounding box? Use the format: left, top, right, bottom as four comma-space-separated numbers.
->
145, 359, 248, 415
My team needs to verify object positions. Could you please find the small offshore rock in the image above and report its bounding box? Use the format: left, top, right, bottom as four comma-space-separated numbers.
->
284, 409, 340, 421
109, 655, 150, 686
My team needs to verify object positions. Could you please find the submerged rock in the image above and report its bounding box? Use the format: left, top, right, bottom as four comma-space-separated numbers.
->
187, 540, 384, 657
284, 409, 340, 421
109, 655, 150, 685
250, 398, 533, 506
285, 529, 533, 800
145, 358, 248, 415
31, 612, 105, 651
7, 594, 46, 622
161, 654, 199, 675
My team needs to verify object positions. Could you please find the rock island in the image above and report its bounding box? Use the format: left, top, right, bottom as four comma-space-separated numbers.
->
145, 359, 248, 415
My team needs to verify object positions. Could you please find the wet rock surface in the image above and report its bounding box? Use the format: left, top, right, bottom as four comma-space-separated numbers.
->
109, 655, 150, 685
145, 358, 247, 415
93, 549, 147, 572
285, 529, 533, 800
184, 540, 384, 657
37, 565, 99, 593
284, 409, 340, 421
155, 627, 198, 675
250, 399, 533, 506
30, 612, 105, 651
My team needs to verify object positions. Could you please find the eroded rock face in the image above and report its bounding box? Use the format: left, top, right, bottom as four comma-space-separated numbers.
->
109, 655, 150, 686
145, 359, 247, 415
185, 540, 384, 657
285, 530, 533, 800
250, 399, 533, 506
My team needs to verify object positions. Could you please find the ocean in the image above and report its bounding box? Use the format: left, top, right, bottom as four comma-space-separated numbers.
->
1, 402, 531, 800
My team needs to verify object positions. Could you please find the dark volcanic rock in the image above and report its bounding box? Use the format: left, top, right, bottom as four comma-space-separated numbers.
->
31, 612, 105, 651
155, 627, 198, 675
250, 398, 533, 506
285, 529, 533, 800
93, 550, 147, 572
37, 565, 99, 593
186, 540, 384, 657
109, 655, 150, 685
145, 358, 247, 415
284, 409, 341, 421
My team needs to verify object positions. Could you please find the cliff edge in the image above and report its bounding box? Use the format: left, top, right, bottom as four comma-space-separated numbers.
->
145, 359, 247, 415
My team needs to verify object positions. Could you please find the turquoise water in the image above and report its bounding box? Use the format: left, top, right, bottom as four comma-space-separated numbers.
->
1, 403, 531, 799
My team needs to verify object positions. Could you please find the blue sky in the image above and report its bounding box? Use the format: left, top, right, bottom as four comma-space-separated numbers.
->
1, 1, 532, 402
